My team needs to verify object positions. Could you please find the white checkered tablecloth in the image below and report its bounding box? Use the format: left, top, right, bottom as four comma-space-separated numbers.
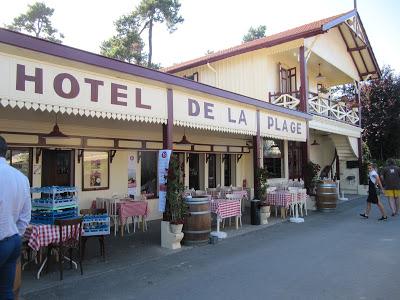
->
24, 224, 81, 251
266, 192, 296, 209
210, 199, 241, 219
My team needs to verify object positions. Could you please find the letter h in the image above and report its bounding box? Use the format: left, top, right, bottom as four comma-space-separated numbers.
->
16, 64, 43, 94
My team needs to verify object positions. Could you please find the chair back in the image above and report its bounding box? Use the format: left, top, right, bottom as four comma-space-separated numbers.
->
207, 188, 220, 199
95, 198, 107, 210
106, 198, 119, 217
231, 186, 243, 191
112, 193, 127, 200
288, 190, 299, 203
54, 217, 83, 248
194, 190, 207, 196
299, 189, 307, 202
226, 193, 242, 201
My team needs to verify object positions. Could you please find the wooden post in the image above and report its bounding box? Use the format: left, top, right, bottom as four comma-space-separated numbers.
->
163, 89, 173, 150
253, 110, 261, 199
299, 46, 310, 178
299, 46, 308, 113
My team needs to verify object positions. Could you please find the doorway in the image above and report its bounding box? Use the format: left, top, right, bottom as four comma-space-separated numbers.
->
208, 154, 217, 188
42, 149, 74, 187
189, 153, 200, 190
288, 142, 302, 180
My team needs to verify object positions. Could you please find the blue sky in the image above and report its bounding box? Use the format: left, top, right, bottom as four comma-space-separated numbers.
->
1, 0, 399, 72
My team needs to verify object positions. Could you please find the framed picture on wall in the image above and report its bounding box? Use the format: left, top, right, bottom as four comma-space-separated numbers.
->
82, 151, 109, 191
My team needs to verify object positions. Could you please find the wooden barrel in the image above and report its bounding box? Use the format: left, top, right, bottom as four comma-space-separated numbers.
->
316, 181, 338, 212
183, 196, 211, 245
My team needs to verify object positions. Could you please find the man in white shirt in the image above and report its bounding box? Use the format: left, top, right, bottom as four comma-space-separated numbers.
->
0, 136, 31, 300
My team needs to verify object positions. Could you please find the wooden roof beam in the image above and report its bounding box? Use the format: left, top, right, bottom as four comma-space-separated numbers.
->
348, 45, 368, 51
338, 26, 362, 80
360, 71, 377, 77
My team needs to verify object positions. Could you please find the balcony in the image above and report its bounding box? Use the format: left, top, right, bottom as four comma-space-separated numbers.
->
268, 91, 360, 126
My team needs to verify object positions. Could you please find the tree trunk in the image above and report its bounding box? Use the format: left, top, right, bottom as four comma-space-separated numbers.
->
148, 18, 153, 67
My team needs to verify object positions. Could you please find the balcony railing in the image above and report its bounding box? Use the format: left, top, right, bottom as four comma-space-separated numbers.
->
268, 91, 300, 110
268, 91, 360, 126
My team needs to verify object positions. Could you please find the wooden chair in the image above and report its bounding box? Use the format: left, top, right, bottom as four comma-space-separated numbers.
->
49, 218, 83, 280
80, 208, 107, 261
106, 198, 120, 236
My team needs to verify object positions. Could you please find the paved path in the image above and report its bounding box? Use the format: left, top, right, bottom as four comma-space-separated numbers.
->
23, 198, 400, 300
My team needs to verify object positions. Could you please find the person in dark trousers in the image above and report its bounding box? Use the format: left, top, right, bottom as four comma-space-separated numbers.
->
381, 158, 400, 216
360, 163, 387, 221
0, 136, 31, 300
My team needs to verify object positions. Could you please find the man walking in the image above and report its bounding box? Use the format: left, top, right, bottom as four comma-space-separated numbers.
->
0, 136, 31, 300
381, 158, 400, 216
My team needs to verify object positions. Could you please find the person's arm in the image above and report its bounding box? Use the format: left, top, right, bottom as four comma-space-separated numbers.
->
375, 173, 384, 190
17, 176, 31, 235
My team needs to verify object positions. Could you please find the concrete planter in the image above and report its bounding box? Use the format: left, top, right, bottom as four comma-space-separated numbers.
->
170, 223, 183, 234
161, 221, 184, 250
260, 206, 270, 224
307, 195, 317, 211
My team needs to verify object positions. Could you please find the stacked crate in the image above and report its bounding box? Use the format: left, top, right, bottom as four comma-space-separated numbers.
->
30, 186, 78, 224
82, 214, 110, 236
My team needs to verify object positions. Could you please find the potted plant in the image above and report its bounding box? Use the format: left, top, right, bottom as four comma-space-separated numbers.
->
166, 156, 187, 234
256, 167, 270, 224
303, 161, 321, 195
303, 161, 321, 211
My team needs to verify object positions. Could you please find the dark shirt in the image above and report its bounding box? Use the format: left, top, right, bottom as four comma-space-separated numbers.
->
381, 165, 400, 190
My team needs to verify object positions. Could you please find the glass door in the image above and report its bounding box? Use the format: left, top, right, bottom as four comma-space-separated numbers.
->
224, 154, 231, 186
208, 154, 217, 188
189, 153, 199, 190
42, 149, 74, 187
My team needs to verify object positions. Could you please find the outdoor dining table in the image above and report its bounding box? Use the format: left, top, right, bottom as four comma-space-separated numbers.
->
118, 199, 148, 236
265, 191, 294, 210
210, 198, 241, 233
24, 224, 81, 279
265, 190, 304, 221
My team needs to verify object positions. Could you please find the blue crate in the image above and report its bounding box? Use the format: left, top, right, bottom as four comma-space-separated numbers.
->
82, 214, 110, 236
82, 227, 110, 236
31, 207, 78, 225
32, 197, 77, 209
82, 214, 109, 222
31, 213, 79, 225
31, 186, 77, 194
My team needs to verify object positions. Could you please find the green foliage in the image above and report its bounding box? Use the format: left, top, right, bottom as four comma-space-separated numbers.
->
303, 161, 321, 195
361, 66, 400, 160
7, 2, 64, 43
255, 167, 268, 200
136, 0, 184, 67
101, 0, 182, 68
100, 13, 146, 64
166, 155, 186, 224
242, 25, 266, 43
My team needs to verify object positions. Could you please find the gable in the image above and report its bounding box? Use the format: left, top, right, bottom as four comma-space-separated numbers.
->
305, 28, 360, 81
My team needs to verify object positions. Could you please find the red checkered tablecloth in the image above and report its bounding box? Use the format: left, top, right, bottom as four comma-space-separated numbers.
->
210, 199, 241, 219
118, 200, 148, 225
265, 192, 296, 209
24, 224, 81, 251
